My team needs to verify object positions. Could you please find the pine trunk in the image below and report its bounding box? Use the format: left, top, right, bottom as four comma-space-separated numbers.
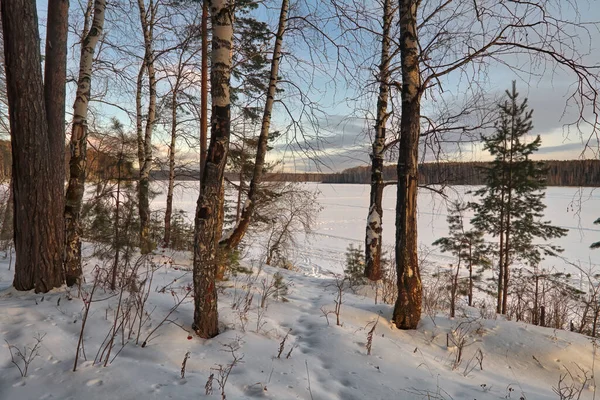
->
137, 0, 156, 254
2, 0, 65, 292
44, 0, 68, 190
365, 0, 392, 281
502, 94, 516, 314
221, 0, 288, 250
193, 0, 233, 339
64, 0, 106, 286
392, 0, 422, 330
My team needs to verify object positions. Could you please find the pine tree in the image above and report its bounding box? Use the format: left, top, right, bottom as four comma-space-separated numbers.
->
432, 201, 490, 315
592, 218, 600, 249
344, 244, 367, 286
470, 82, 568, 315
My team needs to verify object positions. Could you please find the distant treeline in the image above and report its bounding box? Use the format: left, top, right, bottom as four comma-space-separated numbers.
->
322, 160, 600, 186
1, 139, 597, 186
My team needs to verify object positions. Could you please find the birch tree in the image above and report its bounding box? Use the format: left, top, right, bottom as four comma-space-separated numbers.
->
136, 0, 158, 254
64, 0, 107, 287
364, 0, 392, 282
221, 0, 289, 250
192, 0, 234, 339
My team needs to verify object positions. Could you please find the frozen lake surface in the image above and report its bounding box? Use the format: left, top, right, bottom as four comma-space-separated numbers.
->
152, 182, 600, 275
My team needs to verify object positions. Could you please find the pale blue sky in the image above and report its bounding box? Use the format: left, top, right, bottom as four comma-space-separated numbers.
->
34, 0, 600, 172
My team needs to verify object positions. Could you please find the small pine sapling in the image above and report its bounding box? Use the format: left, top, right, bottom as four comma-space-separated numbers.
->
344, 243, 367, 287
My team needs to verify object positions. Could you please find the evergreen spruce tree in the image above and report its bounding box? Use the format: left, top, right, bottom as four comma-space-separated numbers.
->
433, 201, 490, 315
470, 82, 568, 315
345, 244, 367, 286
592, 218, 600, 249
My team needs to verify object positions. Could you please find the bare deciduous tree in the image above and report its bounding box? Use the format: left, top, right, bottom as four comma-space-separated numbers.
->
65, 0, 107, 286
193, 0, 235, 339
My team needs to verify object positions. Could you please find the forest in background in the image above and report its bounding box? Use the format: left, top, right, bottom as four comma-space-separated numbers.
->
2, 139, 595, 187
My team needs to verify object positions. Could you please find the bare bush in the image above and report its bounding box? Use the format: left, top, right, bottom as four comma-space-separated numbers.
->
448, 318, 483, 370
553, 364, 593, 400
323, 274, 349, 327
259, 271, 289, 308
211, 339, 244, 400
6, 333, 45, 377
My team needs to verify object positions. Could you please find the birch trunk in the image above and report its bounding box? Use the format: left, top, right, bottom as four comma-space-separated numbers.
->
2, 0, 65, 291
200, 0, 209, 180
221, 0, 288, 250
137, 0, 157, 254
193, 0, 234, 339
64, 0, 106, 287
365, 0, 392, 281
163, 78, 180, 247
393, 0, 422, 330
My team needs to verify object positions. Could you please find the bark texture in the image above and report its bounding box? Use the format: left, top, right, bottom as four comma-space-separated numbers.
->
193, 0, 233, 339
2, 0, 65, 291
44, 0, 68, 188
200, 0, 209, 179
64, 0, 106, 287
392, 0, 422, 329
136, 0, 157, 254
221, 0, 288, 250
364, 0, 392, 281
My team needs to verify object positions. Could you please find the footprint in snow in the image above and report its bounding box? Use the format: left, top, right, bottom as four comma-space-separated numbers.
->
85, 379, 103, 387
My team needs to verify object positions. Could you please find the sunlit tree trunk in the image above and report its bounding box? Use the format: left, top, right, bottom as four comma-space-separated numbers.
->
193, 0, 234, 339
64, 0, 106, 286
364, 0, 392, 281
393, 0, 422, 330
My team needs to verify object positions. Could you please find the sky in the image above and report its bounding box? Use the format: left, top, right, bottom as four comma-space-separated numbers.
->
32, 0, 600, 173
266, 0, 600, 172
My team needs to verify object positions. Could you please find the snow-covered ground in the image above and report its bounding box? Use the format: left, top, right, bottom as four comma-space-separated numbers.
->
0, 183, 599, 399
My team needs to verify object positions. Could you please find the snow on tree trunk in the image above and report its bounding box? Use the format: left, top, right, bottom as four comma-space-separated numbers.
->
193, 0, 234, 339
365, 0, 392, 281
64, 0, 106, 287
